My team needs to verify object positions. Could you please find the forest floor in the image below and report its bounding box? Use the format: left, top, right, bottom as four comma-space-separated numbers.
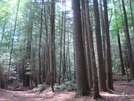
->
1, 73, 134, 101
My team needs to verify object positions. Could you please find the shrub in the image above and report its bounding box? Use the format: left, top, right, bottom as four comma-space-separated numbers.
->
33, 84, 45, 92
54, 81, 76, 91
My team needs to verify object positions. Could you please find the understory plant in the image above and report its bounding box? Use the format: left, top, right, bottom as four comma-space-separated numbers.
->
54, 81, 76, 91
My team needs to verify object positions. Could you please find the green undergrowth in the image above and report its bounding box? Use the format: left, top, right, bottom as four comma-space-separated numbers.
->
54, 81, 76, 91
33, 84, 46, 92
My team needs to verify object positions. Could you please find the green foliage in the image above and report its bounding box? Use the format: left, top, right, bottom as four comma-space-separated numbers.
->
112, 58, 121, 73
54, 81, 76, 91
0, 1, 11, 20
74, 93, 82, 98
33, 84, 46, 92
25, 71, 31, 75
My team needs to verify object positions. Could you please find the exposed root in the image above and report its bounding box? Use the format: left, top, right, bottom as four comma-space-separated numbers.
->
93, 95, 106, 100
74, 90, 90, 98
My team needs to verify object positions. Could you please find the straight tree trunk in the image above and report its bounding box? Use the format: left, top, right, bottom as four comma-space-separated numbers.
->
58, 15, 62, 84
38, 2, 43, 84
81, 0, 93, 88
72, 0, 90, 97
117, 33, 126, 75
49, 0, 55, 92
99, 0, 105, 55
121, 0, 134, 78
62, 0, 66, 83
103, 0, 114, 90
84, 0, 101, 98
84, 0, 93, 88
24, 3, 35, 87
43, 3, 49, 83
93, 0, 107, 91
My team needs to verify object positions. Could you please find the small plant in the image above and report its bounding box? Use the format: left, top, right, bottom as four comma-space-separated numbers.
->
119, 96, 125, 100
122, 92, 128, 96
33, 84, 46, 92
54, 81, 76, 91
112, 58, 121, 73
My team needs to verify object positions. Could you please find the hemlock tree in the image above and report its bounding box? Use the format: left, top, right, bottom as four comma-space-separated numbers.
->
93, 0, 107, 91
103, 0, 114, 90
112, 0, 125, 76
72, 0, 90, 97
81, 0, 101, 99
121, 0, 134, 79
49, 0, 55, 92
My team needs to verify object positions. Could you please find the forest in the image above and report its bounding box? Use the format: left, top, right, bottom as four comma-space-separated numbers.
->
0, 0, 134, 100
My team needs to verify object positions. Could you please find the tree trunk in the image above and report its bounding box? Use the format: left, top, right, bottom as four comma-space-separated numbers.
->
121, 0, 134, 78
49, 0, 55, 92
85, 0, 101, 98
93, 0, 107, 91
72, 0, 90, 97
84, 0, 94, 88
117, 33, 126, 75
103, 0, 114, 90
38, 1, 44, 84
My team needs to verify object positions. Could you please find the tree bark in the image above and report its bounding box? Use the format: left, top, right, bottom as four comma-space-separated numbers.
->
121, 0, 134, 78
72, 0, 90, 97
93, 0, 107, 91
103, 0, 114, 90
38, 1, 43, 84
117, 33, 126, 75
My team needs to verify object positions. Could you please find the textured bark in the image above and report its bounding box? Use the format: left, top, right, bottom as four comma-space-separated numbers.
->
121, 0, 134, 78
49, 0, 55, 92
84, 0, 94, 89
103, 0, 114, 90
38, 1, 43, 84
62, 0, 66, 83
117, 34, 125, 75
73, 0, 90, 97
43, 3, 49, 83
81, 0, 93, 88
86, 0, 101, 99
58, 19, 62, 84
93, 0, 107, 91
99, 0, 105, 55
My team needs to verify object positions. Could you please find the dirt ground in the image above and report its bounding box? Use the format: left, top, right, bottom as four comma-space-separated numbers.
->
0, 73, 134, 101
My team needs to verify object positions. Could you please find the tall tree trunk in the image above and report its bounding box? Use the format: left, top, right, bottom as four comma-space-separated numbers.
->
62, 0, 66, 83
84, 0, 101, 98
117, 33, 126, 75
84, 0, 94, 88
58, 15, 62, 84
72, 0, 90, 97
43, 3, 49, 83
121, 0, 134, 78
93, 0, 107, 91
49, 0, 55, 92
103, 0, 114, 90
38, 1, 43, 84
